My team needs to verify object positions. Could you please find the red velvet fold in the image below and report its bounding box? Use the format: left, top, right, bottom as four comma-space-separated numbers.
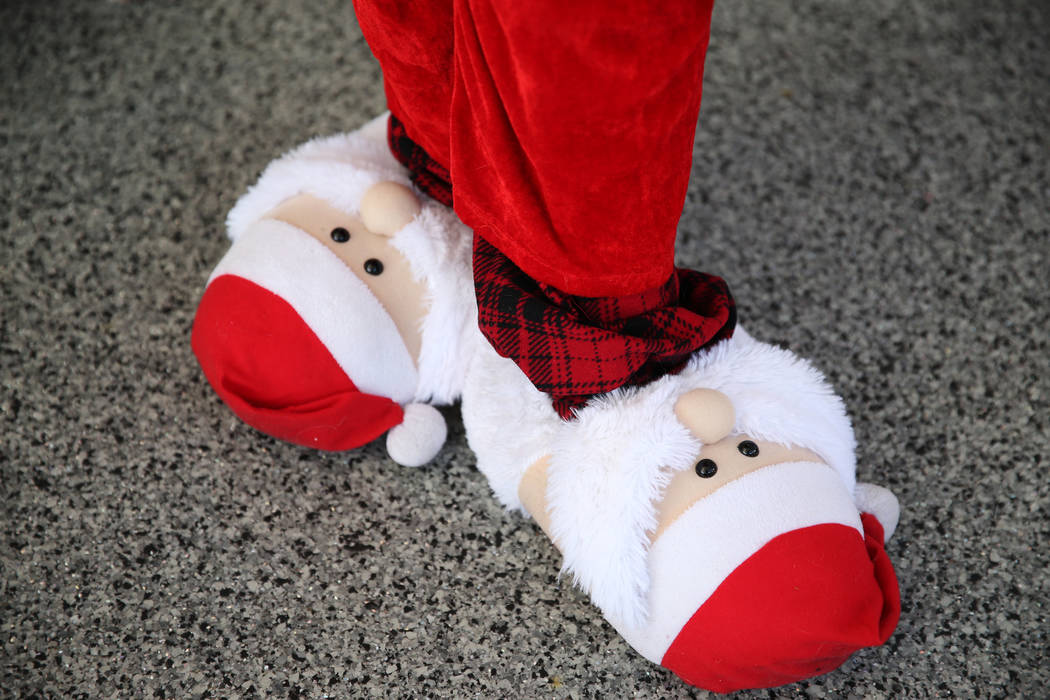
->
355, 0, 715, 297
357, 0, 728, 408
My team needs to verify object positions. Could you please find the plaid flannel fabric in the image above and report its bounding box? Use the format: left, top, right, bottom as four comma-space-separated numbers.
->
474, 237, 736, 419
386, 113, 736, 418
388, 114, 453, 207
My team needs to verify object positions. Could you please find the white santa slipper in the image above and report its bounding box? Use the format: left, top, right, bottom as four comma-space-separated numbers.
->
192, 114, 476, 467
461, 327, 901, 692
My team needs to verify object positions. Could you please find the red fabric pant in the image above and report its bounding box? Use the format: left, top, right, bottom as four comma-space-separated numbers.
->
355, 0, 735, 415
355, 0, 714, 297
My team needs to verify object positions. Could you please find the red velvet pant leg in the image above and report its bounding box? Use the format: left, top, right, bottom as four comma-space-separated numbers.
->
355, 0, 714, 298
452, 0, 715, 297
352, 0, 454, 171
355, 0, 734, 414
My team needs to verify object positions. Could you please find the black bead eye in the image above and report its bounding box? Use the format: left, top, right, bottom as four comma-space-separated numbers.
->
737, 440, 759, 457
695, 458, 718, 478
330, 227, 350, 243
363, 258, 384, 276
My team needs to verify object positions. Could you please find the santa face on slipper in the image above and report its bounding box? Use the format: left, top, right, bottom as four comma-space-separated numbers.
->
191, 115, 476, 466
192, 115, 900, 692
462, 328, 901, 693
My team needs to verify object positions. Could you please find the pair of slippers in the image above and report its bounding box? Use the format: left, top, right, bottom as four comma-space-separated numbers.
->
191, 114, 900, 693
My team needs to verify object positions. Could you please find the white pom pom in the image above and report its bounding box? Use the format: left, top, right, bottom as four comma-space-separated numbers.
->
854, 483, 900, 543
385, 403, 447, 467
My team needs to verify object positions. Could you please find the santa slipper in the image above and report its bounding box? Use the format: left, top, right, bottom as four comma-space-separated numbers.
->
192, 114, 475, 466
461, 326, 901, 692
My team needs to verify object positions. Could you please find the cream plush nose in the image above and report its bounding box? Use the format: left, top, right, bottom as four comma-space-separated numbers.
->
673, 388, 735, 444
360, 181, 421, 236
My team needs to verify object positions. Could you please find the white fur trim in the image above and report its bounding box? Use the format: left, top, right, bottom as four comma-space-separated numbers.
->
854, 482, 900, 542
547, 328, 858, 626
546, 376, 701, 628
615, 461, 863, 662
208, 219, 418, 404
388, 201, 476, 406
680, 328, 858, 491
386, 403, 448, 467
227, 128, 408, 242
460, 325, 861, 627
463, 341, 563, 511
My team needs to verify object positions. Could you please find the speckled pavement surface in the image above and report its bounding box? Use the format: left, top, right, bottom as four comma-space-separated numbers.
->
2, 1, 1047, 697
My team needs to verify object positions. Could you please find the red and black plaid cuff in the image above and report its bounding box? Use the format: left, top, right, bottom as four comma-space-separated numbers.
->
387, 114, 453, 207
386, 113, 736, 418
474, 236, 736, 419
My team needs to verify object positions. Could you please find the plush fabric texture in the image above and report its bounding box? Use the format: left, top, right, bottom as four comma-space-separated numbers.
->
461, 333, 561, 512
613, 462, 866, 661
386, 197, 476, 406
352, 0, 455, 169
853, 483, 901, 542
660, 513, 900, 692
388, 114, 453, 207
354, 0, 716, 297
473, 236, 736, 418
462, 327, 867, 627
226, 125, 407, 243
194, 116, 476, 463
386, 403, 449, 468
545, 373, 701, 627
206, 219, 418, 405
192, 274, 405, 451
461, 325, 900, 689
223, 119, 476, 408
681, 328, 858, 491
357, 0, 728, 409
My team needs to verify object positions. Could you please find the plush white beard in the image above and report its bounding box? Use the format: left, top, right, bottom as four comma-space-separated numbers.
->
389, 199, 478, 406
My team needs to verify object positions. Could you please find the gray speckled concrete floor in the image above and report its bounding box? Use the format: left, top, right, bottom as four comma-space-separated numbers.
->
2, 1, 1047, 697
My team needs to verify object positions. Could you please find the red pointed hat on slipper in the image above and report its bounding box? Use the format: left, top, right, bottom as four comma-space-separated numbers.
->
192, 116, 475, 466
631, 465, 900, 693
